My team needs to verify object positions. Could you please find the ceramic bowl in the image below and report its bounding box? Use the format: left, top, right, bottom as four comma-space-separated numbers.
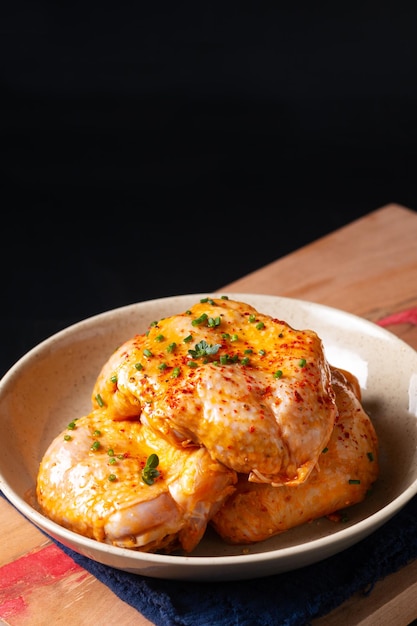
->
1, 293, 417, 581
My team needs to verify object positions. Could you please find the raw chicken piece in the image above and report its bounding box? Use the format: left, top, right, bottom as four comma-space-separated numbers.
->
92, 297, 337, 486
36, 409, 237, 553
210, 367, 379, 544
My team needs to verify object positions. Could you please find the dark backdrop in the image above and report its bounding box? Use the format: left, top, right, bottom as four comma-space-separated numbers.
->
1, 3, 416, 375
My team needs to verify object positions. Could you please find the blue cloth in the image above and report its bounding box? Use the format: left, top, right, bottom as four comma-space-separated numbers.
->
47, 495, 417, 626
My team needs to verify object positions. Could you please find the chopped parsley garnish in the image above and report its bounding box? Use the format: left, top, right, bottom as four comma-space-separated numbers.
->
188, 340, 221, 359
142, 454, 160, 485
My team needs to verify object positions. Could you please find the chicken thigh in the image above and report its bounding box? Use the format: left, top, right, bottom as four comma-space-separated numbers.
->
93, 297, 337, 486
210, 367, 379, 544
36, 409, 237, 553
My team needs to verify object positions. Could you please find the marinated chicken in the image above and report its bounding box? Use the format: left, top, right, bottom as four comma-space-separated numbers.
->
36, 296, 379, 554
36, 409, 236, 553
210, 367, 379, 544
92, 297, 337, 487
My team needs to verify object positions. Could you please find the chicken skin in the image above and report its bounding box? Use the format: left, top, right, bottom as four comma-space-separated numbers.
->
210, 367, 379, 544
36, 409, 237, 553
92, 297, 337, 487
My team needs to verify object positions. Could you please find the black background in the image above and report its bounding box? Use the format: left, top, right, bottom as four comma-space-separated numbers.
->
1, 3, 417, 376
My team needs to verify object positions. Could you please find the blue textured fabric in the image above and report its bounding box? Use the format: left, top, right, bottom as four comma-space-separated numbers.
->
44, 495, 417, 626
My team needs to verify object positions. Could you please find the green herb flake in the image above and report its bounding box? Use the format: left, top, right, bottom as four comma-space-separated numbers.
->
192, 313, 208, 327
208, 316, 221, 328
188, 340, 221, 359
95, 394, 105, 407
142, 453, 160, 485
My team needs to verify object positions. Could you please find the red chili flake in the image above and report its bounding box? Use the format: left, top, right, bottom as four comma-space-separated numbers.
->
294, 390, 303, 403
